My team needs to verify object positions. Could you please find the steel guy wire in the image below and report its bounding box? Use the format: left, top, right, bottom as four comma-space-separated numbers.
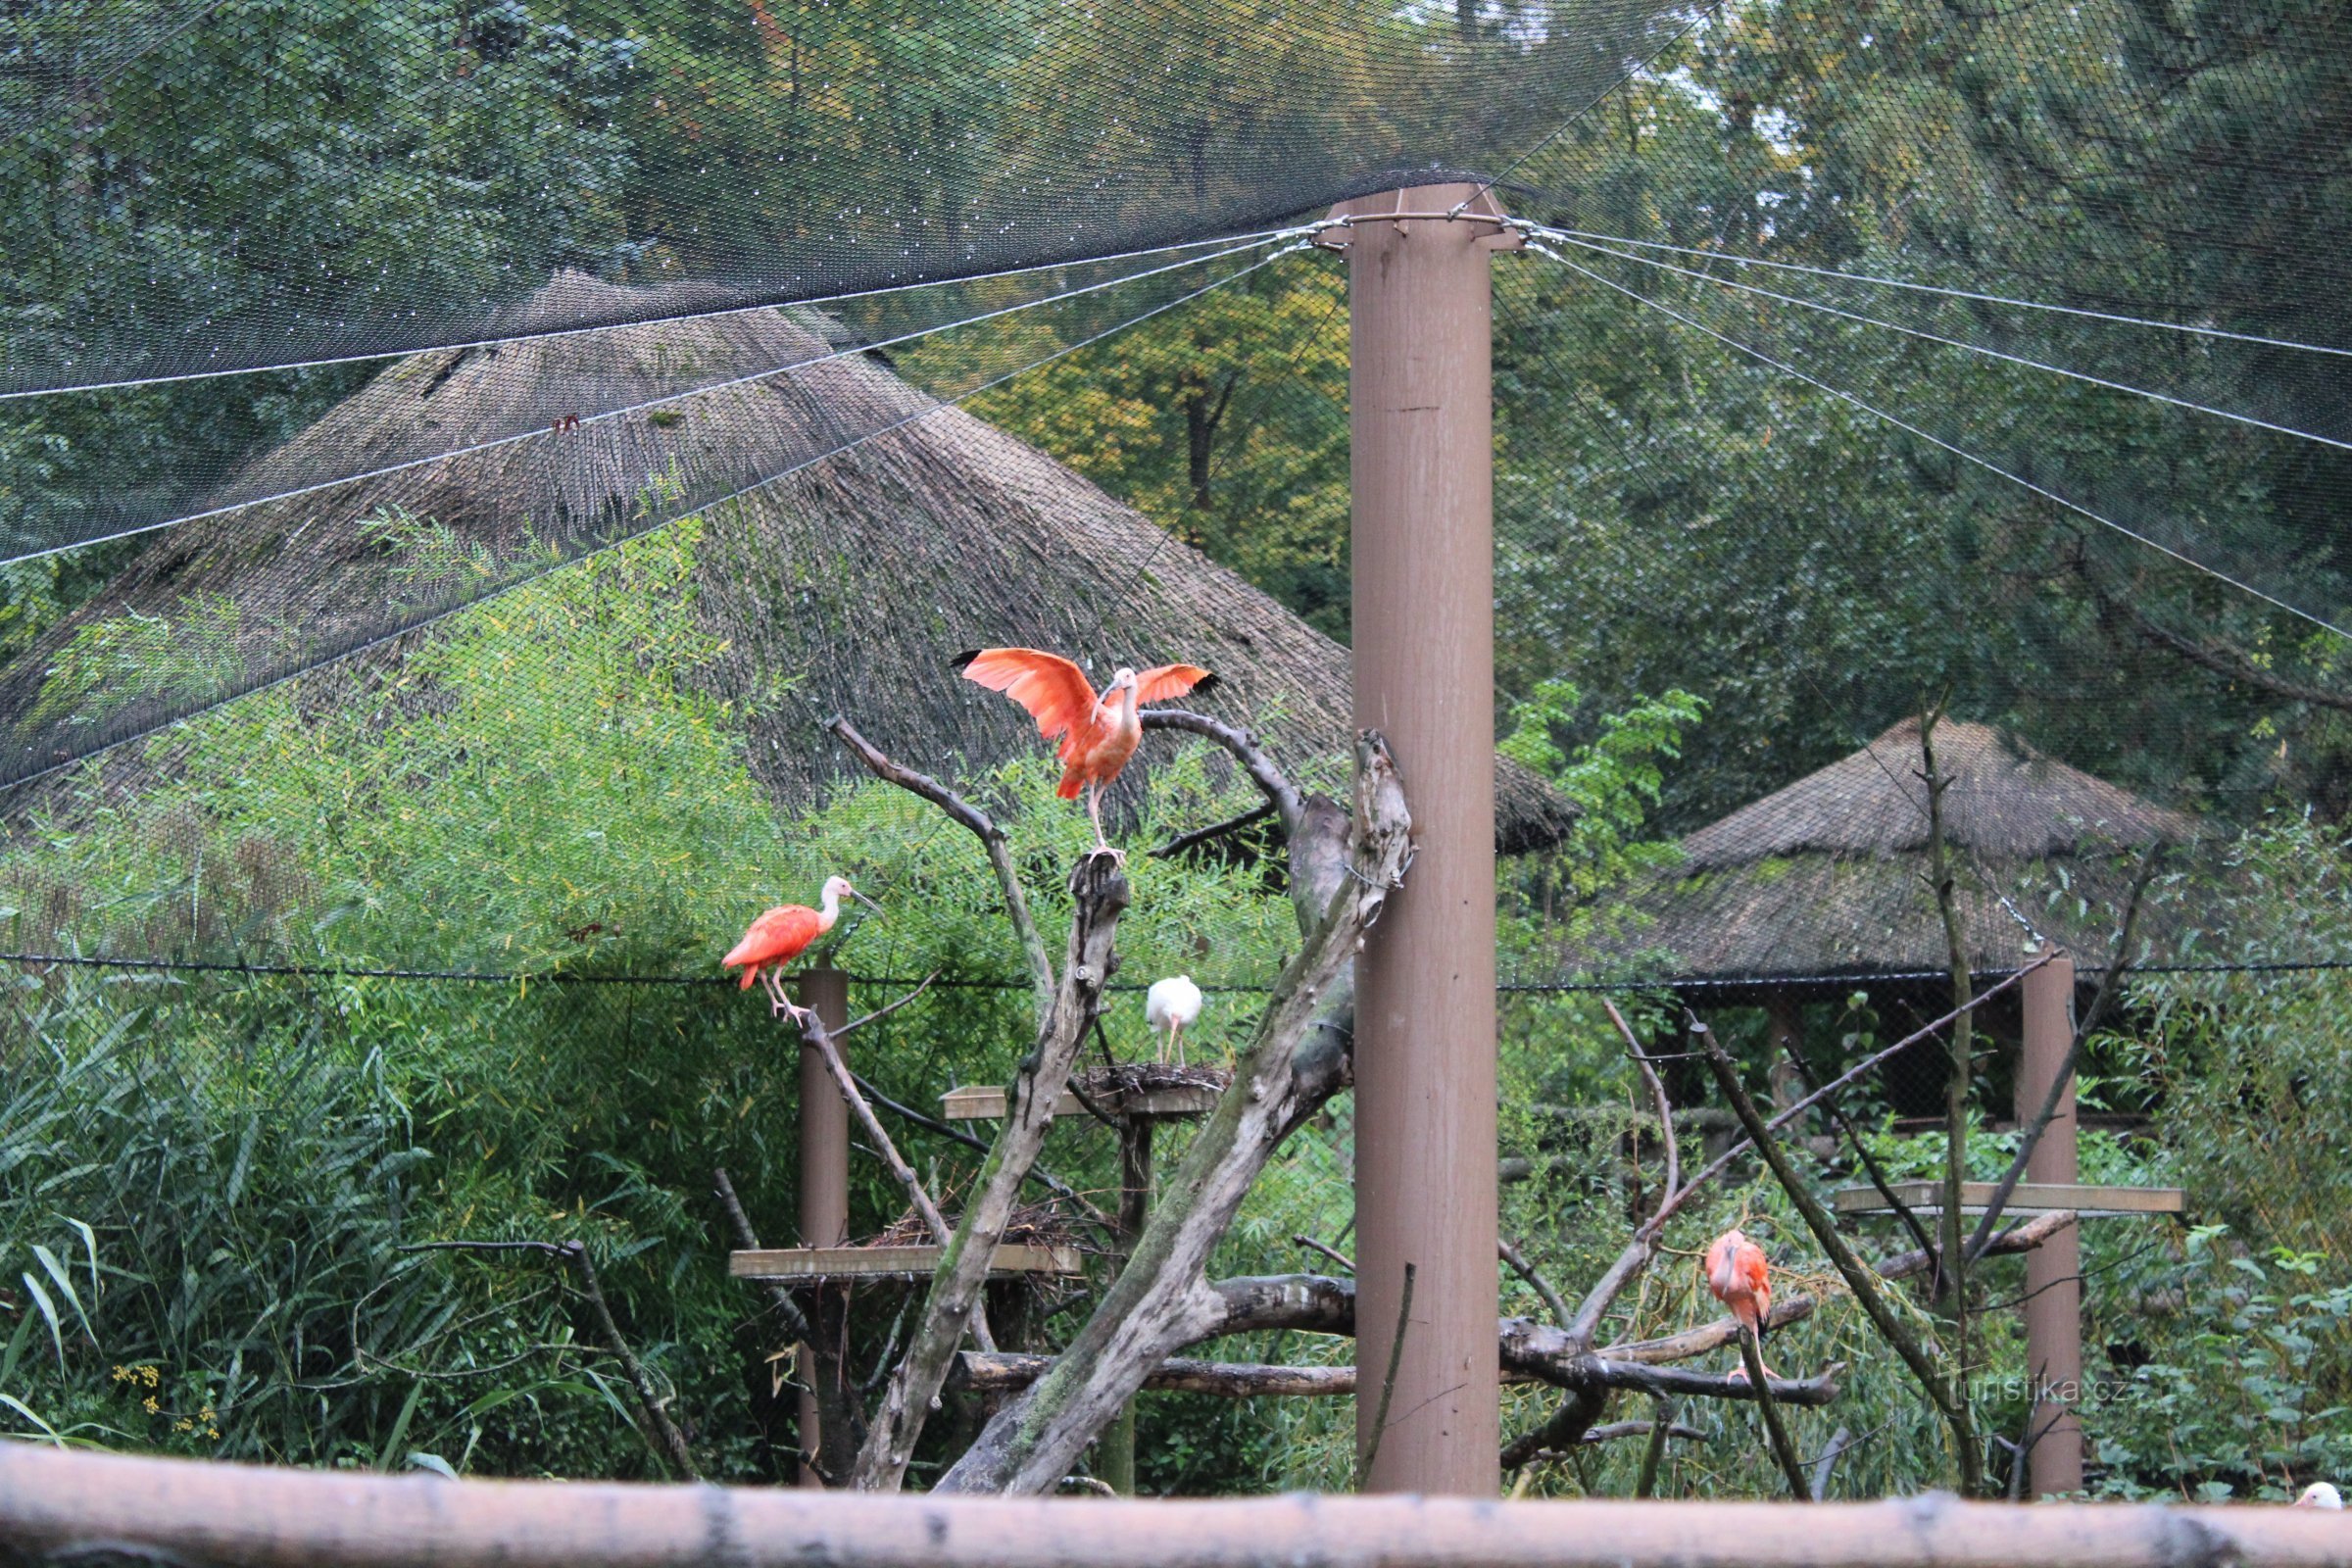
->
2, 227, 1318, 569
1525, 224, 2352, 360
1523, 239, 2352, 642
0, 224, 1319, 404
1542, 229, 2352, 455
0, 240, 1312, 795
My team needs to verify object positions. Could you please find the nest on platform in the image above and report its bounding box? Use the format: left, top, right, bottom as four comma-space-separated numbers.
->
1073, 1060, 1231, 1099
861, 1199, 1103, 1256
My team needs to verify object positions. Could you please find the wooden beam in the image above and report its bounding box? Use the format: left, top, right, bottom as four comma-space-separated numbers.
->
2, 1446, 2344, 1568
1831, 1183, 2181, 1217
730, 1245, 1085, 1282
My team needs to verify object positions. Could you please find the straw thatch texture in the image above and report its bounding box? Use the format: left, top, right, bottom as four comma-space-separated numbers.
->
2, 272, 1572, 852
1584, 719, 2197, 983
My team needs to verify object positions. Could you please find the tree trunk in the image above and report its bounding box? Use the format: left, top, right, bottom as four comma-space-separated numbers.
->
852, 855, 1130, 1490
933, 736, 1411, 1493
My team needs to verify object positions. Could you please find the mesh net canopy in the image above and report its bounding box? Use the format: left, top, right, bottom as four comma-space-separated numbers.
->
3, 0, 2349, 993
8, 0, 2352, 1505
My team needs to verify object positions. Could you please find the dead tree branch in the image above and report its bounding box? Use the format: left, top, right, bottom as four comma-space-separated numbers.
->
853, 847, 1129, 1489
1551, 962, 2045, 1360
1812, 1425, 1854, 1501
1918, 704, 1973, 1317
1500, 1238, 1570, 1327
935, 734, 1411, 1494
794, 1008, 995, 1353
1294, 1235, 1358, 1274
1501, 1387, 1608, 1469
830, 716, 1053, 1013
1965, 844, 2165, 1261
1697, 1021, 1984, 1496
845, 1070, 1114, 1237
399, 1239, 697, 1481
1605, 1000, 1680, 1206
1152, 802, 1275, 860
1138, 710, 1306, 838
1739, 1325, 1812, 1501
1781, 1035, 1934, 1259
835, 973, 938, 1040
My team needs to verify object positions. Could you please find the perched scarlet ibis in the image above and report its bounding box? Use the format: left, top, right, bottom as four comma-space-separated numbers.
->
2296, 1482, 2343, 1509
721, 875, 879, 1020
1146, 974, 1204, 1066
955, 648, 1215, 854
1705, 1227, 1774, 1382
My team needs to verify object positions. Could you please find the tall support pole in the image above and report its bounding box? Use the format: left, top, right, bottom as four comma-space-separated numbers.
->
2017, 952, 2083, 1496
1324, 183, 1516, 1495
795, 966, 851, 1489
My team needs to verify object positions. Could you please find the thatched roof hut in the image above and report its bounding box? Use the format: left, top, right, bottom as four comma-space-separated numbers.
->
7, 272, 1572, 851
1583, 717, 2195, 993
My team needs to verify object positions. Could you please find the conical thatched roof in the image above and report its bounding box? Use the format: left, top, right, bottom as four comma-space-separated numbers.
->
1582, 718, 2196, 985
9, 271, 1573, 852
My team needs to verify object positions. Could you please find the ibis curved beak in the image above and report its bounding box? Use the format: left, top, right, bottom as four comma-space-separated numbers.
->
850, 888, 884, 914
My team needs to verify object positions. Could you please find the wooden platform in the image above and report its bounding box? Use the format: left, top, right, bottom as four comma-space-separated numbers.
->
941, 1081, 1222, 1122
1832, 1181, 2184, 1218
729, 1244, 1087, 1282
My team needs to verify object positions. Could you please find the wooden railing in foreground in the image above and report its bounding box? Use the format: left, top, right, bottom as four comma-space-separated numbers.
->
0, 1445, 2340, 1568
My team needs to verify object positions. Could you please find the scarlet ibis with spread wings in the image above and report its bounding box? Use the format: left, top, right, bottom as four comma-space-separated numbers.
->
955, 648, 1215, 854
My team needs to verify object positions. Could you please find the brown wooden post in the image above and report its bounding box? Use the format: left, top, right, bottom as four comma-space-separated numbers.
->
2017, 951, 2082, 1495
795, 966, 851, 1488
1324, 182, 1517, 1495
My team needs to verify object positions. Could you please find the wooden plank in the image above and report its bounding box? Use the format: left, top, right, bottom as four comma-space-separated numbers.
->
1832, 1181, 2183, 1217
8, 1441, 2349, 1568
729, 1244, 1085, 1281
939, 1083, 1221, 1122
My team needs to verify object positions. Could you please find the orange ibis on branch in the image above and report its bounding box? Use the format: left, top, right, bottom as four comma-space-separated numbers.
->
1705, 1227, 1775, 1382
721, 875, 878, 1021
954, 648, 1214, 856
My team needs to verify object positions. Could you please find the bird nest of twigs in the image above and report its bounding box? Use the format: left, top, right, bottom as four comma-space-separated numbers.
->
859, 1199, 1102, 1255
1072, 1060, 1231, 1099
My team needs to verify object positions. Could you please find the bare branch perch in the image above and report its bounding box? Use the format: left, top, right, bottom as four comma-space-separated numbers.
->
1739, 1325, 1813, 1501
846, 1070, 1115, 1236
1500, 1238, 1570, 1326
791, 1009, 997, 1352
400, 1239, 697, 1481
834, 973, 938, 1040
1965, 843, 2164, 1261
935, 734, 1410, 1494
1152, 802, 1275, 860
1697, 1021, 1984, 1495
1138, 710, 1305, 837
830, 715, 1053, 1011
1554, 965, 2045, 1357
854, 846, 1130, 1490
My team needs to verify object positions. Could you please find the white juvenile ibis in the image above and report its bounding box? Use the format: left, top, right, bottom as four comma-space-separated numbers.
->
1146, 975, 1204, 1066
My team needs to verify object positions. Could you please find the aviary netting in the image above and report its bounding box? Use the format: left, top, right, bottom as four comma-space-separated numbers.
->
1, 0, 2349, 1504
